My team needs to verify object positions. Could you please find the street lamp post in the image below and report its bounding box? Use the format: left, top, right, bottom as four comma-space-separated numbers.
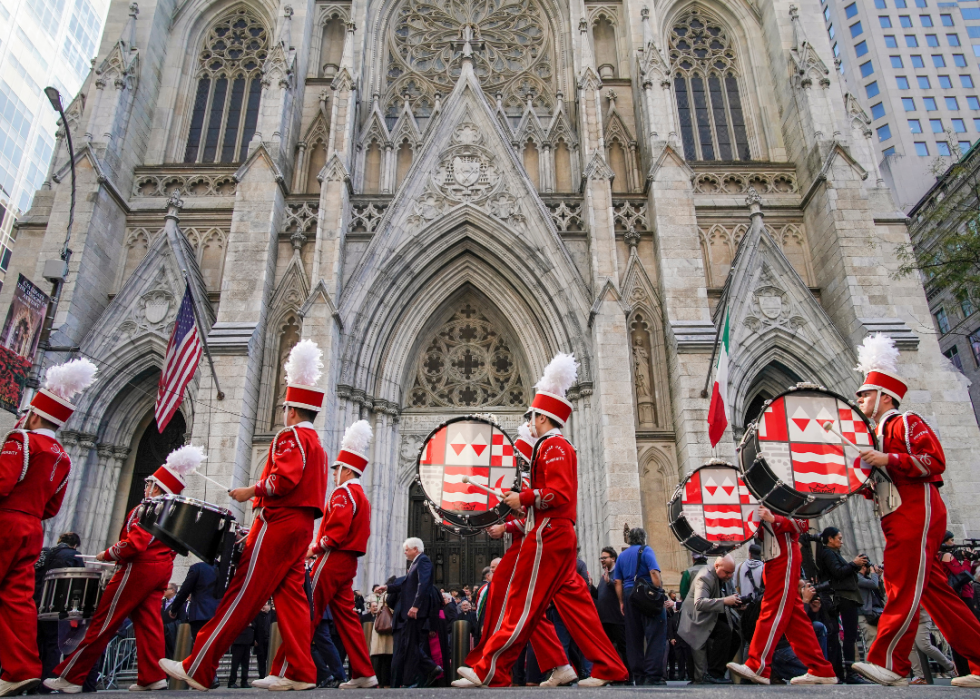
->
26, 87, 79, 393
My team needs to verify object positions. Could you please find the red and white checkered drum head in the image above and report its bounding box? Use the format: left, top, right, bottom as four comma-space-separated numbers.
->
739, 385, 879, 518
668, 462, 759, 555
416, 415, 520, 530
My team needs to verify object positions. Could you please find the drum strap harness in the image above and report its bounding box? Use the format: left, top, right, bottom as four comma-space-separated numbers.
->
1, 429, 30, 483
526, 432, 571, 531
872, 411, 902, 518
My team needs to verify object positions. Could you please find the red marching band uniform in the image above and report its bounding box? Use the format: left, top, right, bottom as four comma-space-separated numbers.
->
459, 353, 628, 688
463, 428, 570, 686
267, 420, 377, 688
0, 359, 97, 695
52, 449, 196, 692
729, 514, 837, 684
160, 340, 328, 691
851, 334, 980, 687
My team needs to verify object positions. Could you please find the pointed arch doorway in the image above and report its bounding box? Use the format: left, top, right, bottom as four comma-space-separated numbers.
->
401, 291, 531, 589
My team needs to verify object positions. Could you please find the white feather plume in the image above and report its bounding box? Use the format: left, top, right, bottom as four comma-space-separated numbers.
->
535, 352, 579, 397
284, 339, 323, 387
517, 422, 535, 444
43, 358, 98, 401
855, 333, 900, 375
341, 419, 373, 456
165, 444, 206, 476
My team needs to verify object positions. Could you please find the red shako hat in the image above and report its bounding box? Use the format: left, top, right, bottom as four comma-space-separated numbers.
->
29, 358, 98, 427
334, 419, 372, 475
529, 353, 578, 427
283, 339, 325, 411
855, 333, 908, 401
148, 444, 205, 495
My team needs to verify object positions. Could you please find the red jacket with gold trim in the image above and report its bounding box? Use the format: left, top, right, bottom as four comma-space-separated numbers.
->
103, 506, 176, 565
878, 410, 945, 486
312, 479, 370, 556
254, 423, 328, 516
0, 430, 71, 520
518, 432, 577, 523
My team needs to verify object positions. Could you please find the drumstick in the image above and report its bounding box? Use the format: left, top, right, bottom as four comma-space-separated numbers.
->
461, 476, 504, 497
190, 470, 231, 492
820, 421, 861, 451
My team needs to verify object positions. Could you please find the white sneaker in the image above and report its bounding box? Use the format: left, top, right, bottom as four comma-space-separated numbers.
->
129, 680, 169, 691
251, 676, 280, 689
850, 661, 908, 686
952, 674, 980, 687
158, 658, 209, 692
726, 662, 770, 685
789, 672, 838, 685
577, 677, 610, 687
42, 678, 82, 694
540, 665, 578, 687
0, 679, 41, 696
451, 678, 477, 688
338, 676, 379, 689
266, 677, 316, 691
454, 668, 486, 688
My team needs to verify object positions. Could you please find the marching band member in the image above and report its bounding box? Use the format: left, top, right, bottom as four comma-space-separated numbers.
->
849, 334, 980, 687
260, 420, 378, 689
46, 443, 199, 693
160, 340, 328, 691
456, 354, 628, 688
727, 506, 837, 685
0, 359, 96, 697
456, 424, 573, 688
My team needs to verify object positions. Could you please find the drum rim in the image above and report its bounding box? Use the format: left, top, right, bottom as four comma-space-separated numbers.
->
43, 568, 104, 580
739, 383, 880, 513
414, 413, 521, 532
668, 461, 756, 552
142, 494, 235, 517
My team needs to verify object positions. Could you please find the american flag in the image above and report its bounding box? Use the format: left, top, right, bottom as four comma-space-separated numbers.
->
154, 284, 202, 431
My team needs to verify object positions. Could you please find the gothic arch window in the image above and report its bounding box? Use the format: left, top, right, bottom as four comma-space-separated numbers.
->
409, 301, 528, 409
591, 13, 618, 79
382, 0, 557, 120
395, 139, 414, 188
320, 12, 347, 78
668, 9, 750, 162
523, 138, 540, 189
270, 314, 302, 428
184, 8, 268, 164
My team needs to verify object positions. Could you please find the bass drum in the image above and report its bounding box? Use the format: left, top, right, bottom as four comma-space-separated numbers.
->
668, 461, 759, 555
739, 383, 879, 518
415, 414, 522, 534
137, 495, 237, 562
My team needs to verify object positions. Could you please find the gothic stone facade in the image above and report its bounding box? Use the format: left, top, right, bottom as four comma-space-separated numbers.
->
5, 0, 980, 585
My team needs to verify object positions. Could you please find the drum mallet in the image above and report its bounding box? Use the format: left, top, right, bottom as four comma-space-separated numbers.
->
820, 421, 861, 451
189, 470, 232, 492
461, 476, 505, 498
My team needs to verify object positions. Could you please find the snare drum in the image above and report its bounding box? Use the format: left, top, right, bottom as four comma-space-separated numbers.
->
415, 414, 522, 533
738, 384, 878, 518
668, 462, 759, 555
37, 568, 106, 621
137, 495, 237, 562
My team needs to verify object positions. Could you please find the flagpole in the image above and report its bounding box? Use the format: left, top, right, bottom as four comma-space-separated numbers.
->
700, 307, 727, 398
181, 269, 225, 400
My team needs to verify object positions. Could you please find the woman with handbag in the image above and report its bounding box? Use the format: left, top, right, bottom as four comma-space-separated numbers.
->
370, 594, 395, 687
613, 528, 667, 686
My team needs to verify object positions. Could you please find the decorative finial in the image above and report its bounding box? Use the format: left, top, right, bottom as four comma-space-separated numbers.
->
624, 227, 641, 250
167, 189, 184, 211
606, 88, 618, 106
745, 186, 763, 216
579, 17, 588, 34
789, 4, 799, 20
129, 2, 139, 17
283, 5, 293, 17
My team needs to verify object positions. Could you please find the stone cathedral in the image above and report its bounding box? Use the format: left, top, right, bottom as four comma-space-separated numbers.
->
6, 0, 980, 587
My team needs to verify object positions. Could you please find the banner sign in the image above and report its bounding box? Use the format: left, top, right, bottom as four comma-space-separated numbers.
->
0, 275, 50, 414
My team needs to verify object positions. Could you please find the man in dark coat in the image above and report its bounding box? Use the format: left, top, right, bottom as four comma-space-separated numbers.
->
594, 547, 628, 673
35, 533, 84, 687
253, 602, 272, 679
377, 538, 441, 688
169, 561, 220, 641
228, 619, 255, 688
161, 583, 183, 659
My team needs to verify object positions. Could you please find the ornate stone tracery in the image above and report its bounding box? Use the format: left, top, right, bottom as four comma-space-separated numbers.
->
384, 0, 556, 117
409, 302, 528, 409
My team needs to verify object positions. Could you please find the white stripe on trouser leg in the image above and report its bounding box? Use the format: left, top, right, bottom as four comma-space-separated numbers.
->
483, 518, 549, 684
884, 484, 930, 672
756, 534, 792, 675
284, 551, 331, 678
190, 511, 270, 677
492, 543, 524, 636
61, 563, 132, 679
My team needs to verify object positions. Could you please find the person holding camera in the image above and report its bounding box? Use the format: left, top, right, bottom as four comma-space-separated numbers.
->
816, 527, 869, 684
727, 507, 837, 685
677, 555, 740, 684
941, 532, 980, 676
857, 562, 885, 646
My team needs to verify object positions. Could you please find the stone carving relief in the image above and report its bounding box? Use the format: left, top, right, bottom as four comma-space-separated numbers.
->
283, 201, 319, 236
408, 300, 528, 409
119, 283, 178, 338
743, 266, 807, 334
384, 0, 555, 117
133, 171, 238, 197
698, 222, 812, 287
350, 202, 389, 233
547, 200, 585, 232
408, 123, 526, 228
693, 171, 799, 195
612, 200, 649, 232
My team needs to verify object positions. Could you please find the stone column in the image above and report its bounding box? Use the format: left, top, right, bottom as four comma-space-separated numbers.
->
293, 141, 308, 192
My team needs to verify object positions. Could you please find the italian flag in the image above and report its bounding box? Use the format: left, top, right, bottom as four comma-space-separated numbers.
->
707, 308, 730, 447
